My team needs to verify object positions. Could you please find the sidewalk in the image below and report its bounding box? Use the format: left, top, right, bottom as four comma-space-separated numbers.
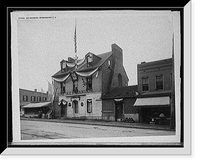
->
20, 117, 174, 131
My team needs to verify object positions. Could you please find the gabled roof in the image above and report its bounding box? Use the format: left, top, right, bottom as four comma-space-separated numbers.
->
52, 51, 112, 78
77, 51, 112, 72
102, 85, 138, 99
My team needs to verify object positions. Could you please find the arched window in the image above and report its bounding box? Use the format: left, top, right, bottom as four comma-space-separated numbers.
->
118, 74, 122, 87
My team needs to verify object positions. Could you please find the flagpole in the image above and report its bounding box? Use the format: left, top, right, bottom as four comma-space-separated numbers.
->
74, 18, 78, 69
170, 32, 175, 130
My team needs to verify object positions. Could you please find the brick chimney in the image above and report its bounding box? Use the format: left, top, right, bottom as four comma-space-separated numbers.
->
34, 89, 37, 92
111, 43, 123, 65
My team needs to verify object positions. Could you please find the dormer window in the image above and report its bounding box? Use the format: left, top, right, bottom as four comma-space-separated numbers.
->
61, 60, 67, 72
87, 54, 93, 67
62, 62, 66, 70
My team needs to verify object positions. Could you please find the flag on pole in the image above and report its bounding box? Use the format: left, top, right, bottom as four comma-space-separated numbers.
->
74, 19, 78, 69
47, 81, 53, 101
74, 19, 77, 54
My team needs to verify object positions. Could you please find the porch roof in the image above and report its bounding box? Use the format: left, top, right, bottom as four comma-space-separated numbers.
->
133, 97, 170, 106
22, 102, 51, 108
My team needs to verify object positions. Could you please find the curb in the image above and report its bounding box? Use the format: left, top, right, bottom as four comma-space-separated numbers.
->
20, 117, 174, 131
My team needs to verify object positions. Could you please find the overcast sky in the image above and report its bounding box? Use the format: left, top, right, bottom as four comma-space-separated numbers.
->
17, 10, 174, 92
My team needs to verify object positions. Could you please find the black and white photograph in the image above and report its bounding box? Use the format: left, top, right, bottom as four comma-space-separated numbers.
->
5, 3, 192, 155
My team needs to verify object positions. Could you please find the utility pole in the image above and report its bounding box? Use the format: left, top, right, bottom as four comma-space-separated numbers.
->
170, 33, 175, 130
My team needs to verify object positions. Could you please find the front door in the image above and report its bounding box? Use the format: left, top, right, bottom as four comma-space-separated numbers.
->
115, 102, 123, 121
61, 105, 65, 117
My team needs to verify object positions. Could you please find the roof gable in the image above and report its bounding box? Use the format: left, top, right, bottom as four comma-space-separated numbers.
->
52, 51, 112, 78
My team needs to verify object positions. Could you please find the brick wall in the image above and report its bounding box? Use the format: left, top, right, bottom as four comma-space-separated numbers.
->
137, 58, 172, 94
102, 99, 115, 121
19, 89, 48, 105
111, 59, 129, 90
101, 55, 113, 95
101, 44, 129, 95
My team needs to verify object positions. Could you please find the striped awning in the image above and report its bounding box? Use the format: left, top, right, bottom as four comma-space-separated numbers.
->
76, 67, 99, 77
53, 74, 70, 82
22, 102, 51, 108
133, 97, 170, 106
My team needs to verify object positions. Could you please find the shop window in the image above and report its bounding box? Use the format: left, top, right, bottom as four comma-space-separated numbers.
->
73, 100, 78, 114
86, 76, 92, 91
87, 99, 92, 113
156, 75, 164, 90
142, 77, 149, 91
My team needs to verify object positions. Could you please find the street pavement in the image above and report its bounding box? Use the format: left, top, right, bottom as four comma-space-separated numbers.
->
21, 119, 175, 140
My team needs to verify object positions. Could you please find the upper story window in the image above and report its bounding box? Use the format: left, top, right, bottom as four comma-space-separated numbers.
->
156, 75, 164, 90
86, 76, 92, 91
31, 96, 35, 102
23, 95, 28, 101
37, 96, 40, 102
142, 77, 149, 91
71, 72, 78, 93
170, 73, 172, 89
71, 72, 78, 81
73, 80, 78, 93
60, 82, 66, 94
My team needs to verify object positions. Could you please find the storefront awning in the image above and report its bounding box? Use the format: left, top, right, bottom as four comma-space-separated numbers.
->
22, 102, 51, 108
133, 97, 170, 106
